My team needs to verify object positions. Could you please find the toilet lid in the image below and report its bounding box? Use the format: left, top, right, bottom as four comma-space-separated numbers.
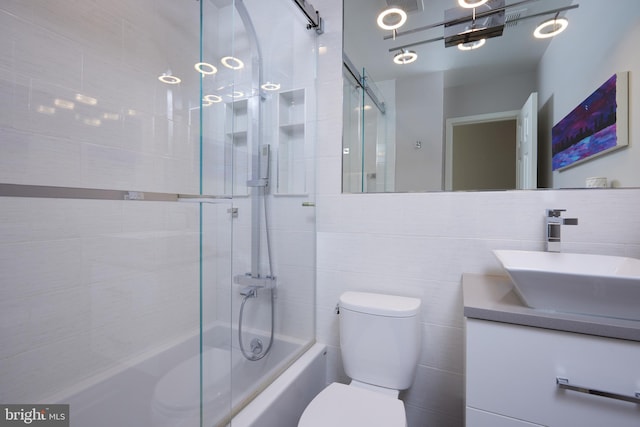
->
298, 383, 406, 427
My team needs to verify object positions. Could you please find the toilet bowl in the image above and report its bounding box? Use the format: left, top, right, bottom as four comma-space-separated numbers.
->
298, 291, 421, 427
297, 382, 406, 427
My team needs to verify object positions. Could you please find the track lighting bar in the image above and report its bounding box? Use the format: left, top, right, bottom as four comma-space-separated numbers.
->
383, 0, 538, 41
388, 3, 579, 53
512, 4, 578, 27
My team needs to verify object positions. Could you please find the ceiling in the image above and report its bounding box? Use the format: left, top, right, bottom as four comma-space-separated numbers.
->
344, 0, 575, 87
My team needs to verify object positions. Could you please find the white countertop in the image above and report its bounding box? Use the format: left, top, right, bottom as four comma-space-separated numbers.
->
462, 273, 640, 342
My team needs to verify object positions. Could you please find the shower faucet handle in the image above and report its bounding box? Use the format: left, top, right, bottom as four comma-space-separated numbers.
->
234, 273, 277, 289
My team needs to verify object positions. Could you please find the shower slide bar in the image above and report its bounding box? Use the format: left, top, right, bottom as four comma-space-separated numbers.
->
0, 183, 231, 202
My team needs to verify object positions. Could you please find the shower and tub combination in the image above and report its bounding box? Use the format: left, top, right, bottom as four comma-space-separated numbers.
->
0, 0, 319, 426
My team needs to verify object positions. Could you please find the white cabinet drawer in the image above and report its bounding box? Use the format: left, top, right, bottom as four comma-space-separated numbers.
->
466, 318, 640, 427
467, 407, 544, 427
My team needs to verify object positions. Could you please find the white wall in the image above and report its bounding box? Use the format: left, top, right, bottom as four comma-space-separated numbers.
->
390, 65, 536, 192
395, 73, 445, 192
0, 197, 205, 403
0, 1, 202, 193
315, 1, 640, 426
539, 0, 640, 188
445, 69, 538, 120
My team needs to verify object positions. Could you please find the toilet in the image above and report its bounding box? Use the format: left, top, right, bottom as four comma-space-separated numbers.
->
298, 291, 421, 427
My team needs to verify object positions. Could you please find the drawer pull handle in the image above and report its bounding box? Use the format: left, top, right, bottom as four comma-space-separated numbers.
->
556, 377, 640, 404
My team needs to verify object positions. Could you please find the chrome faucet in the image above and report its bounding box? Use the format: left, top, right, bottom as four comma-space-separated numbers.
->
546, 209, 578, 252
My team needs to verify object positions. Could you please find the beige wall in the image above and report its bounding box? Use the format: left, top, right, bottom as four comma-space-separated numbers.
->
452, 120, 517, 191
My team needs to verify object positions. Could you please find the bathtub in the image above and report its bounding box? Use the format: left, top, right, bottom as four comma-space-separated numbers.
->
53, 324, 322, 427
230, 342, 326, 427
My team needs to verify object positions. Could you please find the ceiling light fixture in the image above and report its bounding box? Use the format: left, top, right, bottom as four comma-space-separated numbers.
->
203, 94, 223, 103
75, 93, 97, 106
227, 91, 245, 99
103, 112, 120, 120
458, 38, 486, 50
53, 99, 75, 110
377, 7, 407, 31
458, 0, 490, 9
261, 82, 281, 91
158, 74, 181, 84
393, 49, 417, 65
36, 105, 56, 115
221, 56, 245, 70
387, 1, 578, 56
195, 62, 218, 75
83, 117, 102, 127
533, 16, 568, 39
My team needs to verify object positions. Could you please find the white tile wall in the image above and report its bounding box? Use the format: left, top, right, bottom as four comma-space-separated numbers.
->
315, 190, 640, 426
0, 0, 218, 405
0, 1, 201, 194
2, 0, 318, 409
0, 198, 203, 402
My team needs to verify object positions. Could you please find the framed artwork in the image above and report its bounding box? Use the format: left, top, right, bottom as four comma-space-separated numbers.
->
552, 72, 629, 171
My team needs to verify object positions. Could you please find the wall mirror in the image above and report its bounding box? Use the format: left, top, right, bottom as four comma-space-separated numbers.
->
342, 0, 640, 193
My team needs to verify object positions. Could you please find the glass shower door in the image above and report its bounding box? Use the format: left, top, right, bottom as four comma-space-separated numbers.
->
200, 0, 317, 425
341, 65, 391, 193
199, 201, 234, 427
0, 1, 233, 427
342, 71, 365, 193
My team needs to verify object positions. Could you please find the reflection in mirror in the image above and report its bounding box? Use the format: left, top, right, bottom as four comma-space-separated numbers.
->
342, 60, 393, 192
342, 0, 640, 193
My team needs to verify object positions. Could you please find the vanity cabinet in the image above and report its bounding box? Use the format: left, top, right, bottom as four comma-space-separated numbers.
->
465, 318, 640, 427
466, 407, 543, 426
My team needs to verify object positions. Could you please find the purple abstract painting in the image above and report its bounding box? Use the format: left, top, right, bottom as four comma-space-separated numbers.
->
552, 73, 628, 171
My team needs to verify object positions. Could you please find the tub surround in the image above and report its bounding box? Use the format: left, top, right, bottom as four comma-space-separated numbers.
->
463, 273, 640, 342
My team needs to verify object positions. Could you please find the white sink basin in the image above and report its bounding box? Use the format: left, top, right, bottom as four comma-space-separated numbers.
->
493, 250, 640, 321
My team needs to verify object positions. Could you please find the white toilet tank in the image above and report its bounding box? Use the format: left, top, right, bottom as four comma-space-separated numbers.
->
339, 291, 421, 391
